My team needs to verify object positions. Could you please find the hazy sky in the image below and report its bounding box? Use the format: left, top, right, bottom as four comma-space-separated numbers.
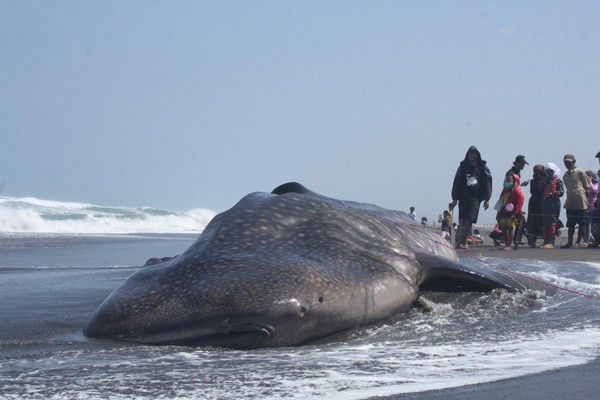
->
2, 1, 599, 224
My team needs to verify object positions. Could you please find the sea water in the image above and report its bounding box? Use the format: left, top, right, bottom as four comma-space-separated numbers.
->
1, 197, 600, 399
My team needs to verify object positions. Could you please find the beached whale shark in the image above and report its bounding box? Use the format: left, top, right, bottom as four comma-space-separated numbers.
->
84, 182, 540, 349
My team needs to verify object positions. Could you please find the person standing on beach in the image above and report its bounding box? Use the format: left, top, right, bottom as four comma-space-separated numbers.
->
561, 154, 590, 248
440, 209, 453, 241
583, 170, 598, 244
408, 207, 416, 221
506, 155, 529, 185
449, 146, 492, 249
588, 200, 600, 248
539, 163, 564, 249
526, 164, 546, 248
495, 173, 525, 250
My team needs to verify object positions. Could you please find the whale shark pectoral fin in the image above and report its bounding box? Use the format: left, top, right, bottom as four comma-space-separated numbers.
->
415, 253, 531, 293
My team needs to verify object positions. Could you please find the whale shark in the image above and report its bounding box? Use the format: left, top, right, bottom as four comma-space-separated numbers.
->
84, 182, 541, 349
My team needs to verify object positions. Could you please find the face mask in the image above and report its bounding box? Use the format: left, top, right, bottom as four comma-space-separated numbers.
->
503, 182, 514, 189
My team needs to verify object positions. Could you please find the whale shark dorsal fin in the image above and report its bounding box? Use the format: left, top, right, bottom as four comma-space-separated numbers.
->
414, 253, 535, 293
271, 182, 312, 195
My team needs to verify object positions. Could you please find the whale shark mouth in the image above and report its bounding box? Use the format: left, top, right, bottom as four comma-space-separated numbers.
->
181, 323, 276, 349
103, 322, 277, 349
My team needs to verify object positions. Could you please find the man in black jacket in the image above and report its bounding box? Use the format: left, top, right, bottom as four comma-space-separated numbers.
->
449, 146, 493, 249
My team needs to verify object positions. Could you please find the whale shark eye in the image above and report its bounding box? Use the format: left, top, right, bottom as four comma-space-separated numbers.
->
318, 296, 324, 303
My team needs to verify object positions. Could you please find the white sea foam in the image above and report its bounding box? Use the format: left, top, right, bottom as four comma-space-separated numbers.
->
0, 196, 216, 234
3, 327, 600, 400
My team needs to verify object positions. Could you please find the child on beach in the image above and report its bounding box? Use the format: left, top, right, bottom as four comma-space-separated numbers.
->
495, 173, 525, 250
440, 209, 452, 241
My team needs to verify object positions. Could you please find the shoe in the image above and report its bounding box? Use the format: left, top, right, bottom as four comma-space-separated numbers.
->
588, 243, 600, 248
560, 244, 572, 249
499, 246, 511, 251
540, 244, 554, 249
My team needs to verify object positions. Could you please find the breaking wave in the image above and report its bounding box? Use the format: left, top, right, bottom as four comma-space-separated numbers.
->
0, 196, 216, 234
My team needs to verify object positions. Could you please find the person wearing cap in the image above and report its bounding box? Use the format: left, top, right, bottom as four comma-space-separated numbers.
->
596, 151, 600, 178
561, 154, 590, 248
506, 155, 529, 186
449, 146, 493, 249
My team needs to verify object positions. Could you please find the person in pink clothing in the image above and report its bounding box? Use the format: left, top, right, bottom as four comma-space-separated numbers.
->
495, 173, 525, 251
583, 170, 599, 244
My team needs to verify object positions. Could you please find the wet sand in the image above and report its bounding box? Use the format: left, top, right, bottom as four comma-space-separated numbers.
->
457, 225, 600, 263
373, 225, 600, 400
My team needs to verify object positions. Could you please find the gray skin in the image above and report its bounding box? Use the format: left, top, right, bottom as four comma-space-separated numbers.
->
84, 182, 540, 349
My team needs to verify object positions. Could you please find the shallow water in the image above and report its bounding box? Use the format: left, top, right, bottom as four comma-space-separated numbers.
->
1, 234, 599, 399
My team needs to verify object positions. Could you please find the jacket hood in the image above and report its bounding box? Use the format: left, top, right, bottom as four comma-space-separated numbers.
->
463, 146, 483, 164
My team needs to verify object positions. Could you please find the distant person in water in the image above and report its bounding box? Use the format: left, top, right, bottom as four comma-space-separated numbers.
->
449, 146, 492, 249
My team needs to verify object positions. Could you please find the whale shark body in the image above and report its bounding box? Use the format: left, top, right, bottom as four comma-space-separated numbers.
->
84, 182, 539, 349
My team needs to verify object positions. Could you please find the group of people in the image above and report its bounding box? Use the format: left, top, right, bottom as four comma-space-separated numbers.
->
523, 153, 600, 249
447, 146, 600, 251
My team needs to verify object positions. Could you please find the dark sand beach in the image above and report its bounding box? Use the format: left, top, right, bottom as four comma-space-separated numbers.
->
374, 225, 600, 400
458, 225, 600, 263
